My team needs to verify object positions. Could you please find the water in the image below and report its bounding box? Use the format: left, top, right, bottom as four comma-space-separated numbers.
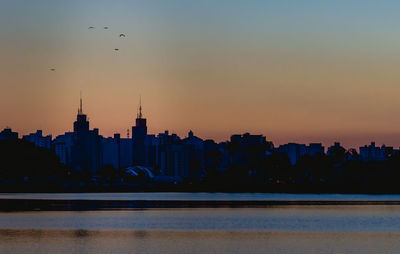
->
1, 206, 400, 232
2, 193, 400, 253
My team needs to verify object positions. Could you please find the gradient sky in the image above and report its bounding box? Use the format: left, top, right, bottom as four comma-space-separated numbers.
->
2, 0, 400, 148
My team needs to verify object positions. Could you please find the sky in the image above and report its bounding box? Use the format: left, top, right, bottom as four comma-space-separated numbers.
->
2, 0, 400, 148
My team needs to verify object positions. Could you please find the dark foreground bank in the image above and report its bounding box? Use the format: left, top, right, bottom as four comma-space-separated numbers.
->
1, 181, 400, 194
3, 198, 400, 212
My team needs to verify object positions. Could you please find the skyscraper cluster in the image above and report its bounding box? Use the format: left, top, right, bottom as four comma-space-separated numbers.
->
2, 97, 400, 183
50, 97, 207, 182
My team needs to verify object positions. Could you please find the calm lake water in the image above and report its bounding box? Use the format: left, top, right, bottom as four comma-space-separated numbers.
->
2, 193, 400, 254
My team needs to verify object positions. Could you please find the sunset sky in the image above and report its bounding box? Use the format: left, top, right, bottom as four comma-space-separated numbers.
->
2, 0, 400, 148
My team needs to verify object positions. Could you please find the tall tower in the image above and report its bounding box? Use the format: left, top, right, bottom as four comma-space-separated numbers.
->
136, 96, 146, 128
132, 97, 147, 166
74, 93, 89, 136
72, 94, 90, 172
71, 94, 102, 175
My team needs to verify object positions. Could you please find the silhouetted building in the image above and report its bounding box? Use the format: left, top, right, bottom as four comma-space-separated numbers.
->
326, 142, 347, 165
274, 143, 324, 165
101, 133, 131, 169
102, 134, 121, 169
327, 142, 343, 156
120, 138, 133, 168
70, 97, 102, 175
0, 128, 18, 140
114, 133, 121, 169
229, 133, 268, 169
182, 130, 205, 177
53, 132, 73, 166
132, 100, 147, 166
360, 142, 386, 161
306, 143, 325, 156
144, 134, 158, 169
23, 130, 52, 149
102, 134, 133, 169
230, 133, 266, 146
155, 130, 202, 179
218, 142, 231, 170
276, 143, 307, 165
204, 139, 229, 172
157, 131, 184, 178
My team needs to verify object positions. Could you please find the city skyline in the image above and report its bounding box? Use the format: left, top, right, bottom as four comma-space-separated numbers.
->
3, 95, 400, 151
3, 1, 400, 148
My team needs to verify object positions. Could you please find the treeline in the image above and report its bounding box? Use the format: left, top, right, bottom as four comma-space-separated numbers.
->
0, 139, 68, 183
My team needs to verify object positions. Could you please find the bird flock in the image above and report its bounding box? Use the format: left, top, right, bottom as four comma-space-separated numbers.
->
88, 26, 126, 52
50, 26, 126, 71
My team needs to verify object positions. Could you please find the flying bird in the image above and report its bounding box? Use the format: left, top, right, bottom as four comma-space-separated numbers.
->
119, 34, 126, 37
50, 68, 55, 71
114, 48, 119, 51
104, 26, 109, 29
88, 26, 95, 29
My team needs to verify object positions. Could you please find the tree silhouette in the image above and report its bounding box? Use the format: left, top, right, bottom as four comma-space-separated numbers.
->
0, 139, 67, 183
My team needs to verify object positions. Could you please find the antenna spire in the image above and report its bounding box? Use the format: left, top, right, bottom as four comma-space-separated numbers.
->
137, 95, 143, 119
79, 91, 83, 115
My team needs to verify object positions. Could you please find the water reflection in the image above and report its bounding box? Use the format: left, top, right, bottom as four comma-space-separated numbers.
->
2, 206, 400, 253
133, 230, 148, 238
2, 207, 400, 232
74, 229, 90, 238
1, 229, 400, 254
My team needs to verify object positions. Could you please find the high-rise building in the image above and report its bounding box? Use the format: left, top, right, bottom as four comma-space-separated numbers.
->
157, 131, 188, 178
132, 98, 147, 166
144, 134, 158, 169
120, 137, 133, 168
102, 134, 120, 169
70, 95, 102, 175
53, 132, 73, 166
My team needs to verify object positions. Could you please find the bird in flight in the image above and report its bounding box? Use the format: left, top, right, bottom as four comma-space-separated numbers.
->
88, 26, 95, 29
104, 26, 109, 29
114, 48, 119, 51
50, 68, 55, 71
119, 34, 126, 37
